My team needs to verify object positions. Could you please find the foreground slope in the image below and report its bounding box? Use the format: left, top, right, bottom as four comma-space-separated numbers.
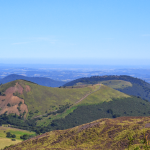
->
5, 116, 150, 150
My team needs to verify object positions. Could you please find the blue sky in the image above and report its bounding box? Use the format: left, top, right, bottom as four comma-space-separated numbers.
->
0, 0, 150, 65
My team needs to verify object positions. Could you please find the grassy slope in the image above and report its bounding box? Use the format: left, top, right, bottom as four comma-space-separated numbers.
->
78, 84, 130, 105
100, 80, 132, 89
5, 116, 150, 150
0, 126, 35, 149
18, 81, 99, 117
100, 80, 150, 101
0, 80, 130, 127
64, 75, 150, 102
47, 96, 150, 131
0, 80, 98, 118
36, 84, 130, 126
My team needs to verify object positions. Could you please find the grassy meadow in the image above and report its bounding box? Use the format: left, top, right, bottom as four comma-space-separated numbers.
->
0, 125, 35, 149
0, 138, 21, 150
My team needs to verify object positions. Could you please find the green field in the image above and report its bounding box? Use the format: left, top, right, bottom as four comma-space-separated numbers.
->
35, 84, 130, 126
0, 125, 35, 149
0, 138, 21, 150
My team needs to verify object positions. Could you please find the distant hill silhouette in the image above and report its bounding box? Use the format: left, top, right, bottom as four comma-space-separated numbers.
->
0, 74, 66, 87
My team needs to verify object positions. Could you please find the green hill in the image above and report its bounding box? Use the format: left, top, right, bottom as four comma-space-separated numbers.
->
1, 79, 150, 138
0, 80, 98, 119
5, 116, 150, 150
0, 80, 131, 132
35, 84, 129, 127
64, 75, 150, 101
100, 80, 132, 89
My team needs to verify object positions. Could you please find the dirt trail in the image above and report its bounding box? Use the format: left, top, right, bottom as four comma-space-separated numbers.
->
75, 84, 101, 104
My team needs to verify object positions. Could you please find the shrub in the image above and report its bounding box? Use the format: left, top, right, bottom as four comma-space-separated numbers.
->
11, 134, 16, 138
17, 107, 21, 112
11, 138, 16, 141
35, 110, 39, 113
18, 101, 22, 106
107, 109, 113, 114
7, 103, 11, 107
20, 134, 34, 140
6, 132, 11, 138
6, 132, 16, 138
112, 114, 120, 118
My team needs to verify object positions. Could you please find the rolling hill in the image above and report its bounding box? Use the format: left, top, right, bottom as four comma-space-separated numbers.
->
64, 75, 150, 101
0, 74, 66, 87
0, 80, 101, 119
0, 80, 129, 121
0, 77, 150, 149
4, 116, 150, 150
0, 79, 150, 136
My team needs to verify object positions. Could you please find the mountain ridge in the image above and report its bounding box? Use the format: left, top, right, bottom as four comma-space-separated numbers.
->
0, 74, 66, 87
64, 75, 150, 101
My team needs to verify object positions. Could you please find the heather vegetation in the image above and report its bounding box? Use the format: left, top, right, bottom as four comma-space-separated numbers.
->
4, 116, 150, 150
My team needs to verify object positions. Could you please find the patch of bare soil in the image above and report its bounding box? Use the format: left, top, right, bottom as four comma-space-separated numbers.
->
25, 85, 31, 92
0, 82, 28, 117
5, 82, 24, 95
